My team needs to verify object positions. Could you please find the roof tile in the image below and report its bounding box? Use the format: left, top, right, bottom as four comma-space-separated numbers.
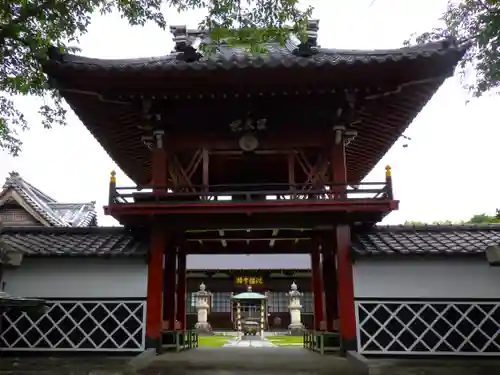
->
47, 39, 466, 72
353, 224, 500, 256
0, 227, 144, 257
0, 224, 499, 259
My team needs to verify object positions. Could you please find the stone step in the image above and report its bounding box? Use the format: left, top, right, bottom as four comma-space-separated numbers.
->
0, 357, 132, 373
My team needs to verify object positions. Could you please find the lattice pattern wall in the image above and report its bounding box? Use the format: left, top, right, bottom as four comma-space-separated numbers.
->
302, 292, 313, 314
268, 292, 313, 313
212, 292, 232, 312
185, 292, 314, 314
356, 300, 500, 355
268, 292, 288, 312
0, 300, 146, 352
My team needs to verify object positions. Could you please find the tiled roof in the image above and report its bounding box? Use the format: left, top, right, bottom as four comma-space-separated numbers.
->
1, 172, 97, 227
0, 227, 145, 257
0, 292, 45, 309
353, 224, 500, 256
0, 225, 498, 261
48, 38, 466, 72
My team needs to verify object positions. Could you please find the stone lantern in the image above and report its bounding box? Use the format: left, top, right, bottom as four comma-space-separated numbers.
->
193, 282, 213, 335
287, 281, 304, 335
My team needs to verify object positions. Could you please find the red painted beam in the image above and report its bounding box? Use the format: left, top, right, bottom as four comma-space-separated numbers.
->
104, 199, 399, 216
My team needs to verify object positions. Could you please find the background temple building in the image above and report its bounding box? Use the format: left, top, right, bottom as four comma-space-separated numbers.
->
0, 172, 97, 227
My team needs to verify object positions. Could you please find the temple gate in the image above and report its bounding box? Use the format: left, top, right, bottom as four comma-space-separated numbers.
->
41, 22, 466, 354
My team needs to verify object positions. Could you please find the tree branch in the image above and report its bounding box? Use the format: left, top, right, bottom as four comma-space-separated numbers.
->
0, 0, 57, 42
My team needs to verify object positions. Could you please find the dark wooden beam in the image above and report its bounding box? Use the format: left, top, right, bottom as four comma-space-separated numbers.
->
185, 240, 311, 254
186, 230, 311, 241
186, 269, 312, 277
168, 133, 328, 151
116, 210, 391, 231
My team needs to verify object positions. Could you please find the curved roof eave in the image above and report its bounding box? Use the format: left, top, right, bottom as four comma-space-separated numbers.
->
43, 39, 467, 73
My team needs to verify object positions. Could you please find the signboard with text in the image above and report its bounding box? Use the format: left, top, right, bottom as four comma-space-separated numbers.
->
235, 276, 264, 286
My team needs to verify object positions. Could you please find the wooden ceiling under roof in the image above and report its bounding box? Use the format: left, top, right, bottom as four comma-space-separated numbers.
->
43, 38, 466, 185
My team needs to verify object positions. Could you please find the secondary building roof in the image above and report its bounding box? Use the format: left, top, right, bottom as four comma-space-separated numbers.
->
0, 172, 97, 227
0, 224, 497, 269
0, 292, 45, 310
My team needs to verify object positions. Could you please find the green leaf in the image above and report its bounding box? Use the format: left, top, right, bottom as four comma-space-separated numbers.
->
406, 0, 500, 97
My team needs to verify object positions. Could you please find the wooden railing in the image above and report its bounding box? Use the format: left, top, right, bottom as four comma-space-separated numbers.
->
108, 166, 394, 205
303, 330, 341, 354
108, 182, 393, 205
161, 330, 199, 353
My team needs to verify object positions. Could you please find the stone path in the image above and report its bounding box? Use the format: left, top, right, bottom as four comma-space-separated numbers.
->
222, 338, 277, 347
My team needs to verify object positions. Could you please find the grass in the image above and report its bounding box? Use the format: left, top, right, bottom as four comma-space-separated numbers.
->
197, 334, 304, 347
198, 335, 235, 347
267, 335, 304, 347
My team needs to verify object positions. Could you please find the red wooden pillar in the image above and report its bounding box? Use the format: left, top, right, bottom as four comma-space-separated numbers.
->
163, 245, 177, 330
331, 126, 347, 199
336, 224, 356, 351
331, 126, 356, 350
145, 226, 165, 351
176, 248, 187, 330
321, 240, 338, 332
152, 130, 167, 188
311, 241, 324, 331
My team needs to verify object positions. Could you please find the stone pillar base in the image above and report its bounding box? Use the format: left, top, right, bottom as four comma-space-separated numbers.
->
194, 322, 214, 336
288, 323, 304, 336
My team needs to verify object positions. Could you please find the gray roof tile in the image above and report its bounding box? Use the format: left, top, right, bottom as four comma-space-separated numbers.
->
0, 225, 498, 263
0, 292, 45, 308
0, 227, 143, 257
47, 37, 466, 72
352, 224, 500, 256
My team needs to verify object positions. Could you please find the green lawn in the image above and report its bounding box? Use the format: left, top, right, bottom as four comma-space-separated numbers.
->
197, 335, 304, 347
198, 335, 234, 347
267, 335, 304, 347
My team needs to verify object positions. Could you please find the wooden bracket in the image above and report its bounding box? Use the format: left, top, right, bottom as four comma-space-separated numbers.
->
295, 150, 330, 191
168, 149, 203, 192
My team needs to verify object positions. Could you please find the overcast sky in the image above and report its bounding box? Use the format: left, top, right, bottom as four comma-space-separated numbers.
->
1, 0, 498, 226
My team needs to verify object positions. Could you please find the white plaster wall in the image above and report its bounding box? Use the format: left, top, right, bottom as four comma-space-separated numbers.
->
354, 257, 500, 299
5, 256, 499, 300
2, 258, 148, 298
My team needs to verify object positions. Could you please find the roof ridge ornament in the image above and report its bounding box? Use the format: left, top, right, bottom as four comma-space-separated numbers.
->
293, 19, 320, 57
169, 25, 203, 63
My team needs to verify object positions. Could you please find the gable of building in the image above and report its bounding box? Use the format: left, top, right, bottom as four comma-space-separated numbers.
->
0, 172, 97, 227
0, 189, 50, 226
